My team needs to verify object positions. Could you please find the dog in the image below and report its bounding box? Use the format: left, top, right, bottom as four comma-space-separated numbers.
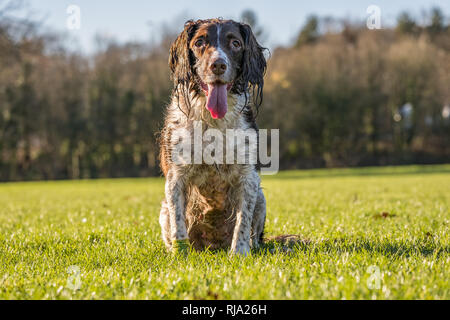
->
158, 18, 267, 255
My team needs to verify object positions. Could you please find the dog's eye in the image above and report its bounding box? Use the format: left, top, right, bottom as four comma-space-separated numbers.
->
231, 40, 241, 49
195, 38, 205, 47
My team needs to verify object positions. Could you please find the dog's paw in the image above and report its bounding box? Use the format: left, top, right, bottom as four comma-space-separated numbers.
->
171, 239, 190, 255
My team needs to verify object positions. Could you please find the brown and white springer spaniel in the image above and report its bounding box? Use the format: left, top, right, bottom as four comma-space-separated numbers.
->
159, 19, 267, 255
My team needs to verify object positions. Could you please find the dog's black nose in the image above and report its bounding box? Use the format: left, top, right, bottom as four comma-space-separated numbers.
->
210, 58, 227, 75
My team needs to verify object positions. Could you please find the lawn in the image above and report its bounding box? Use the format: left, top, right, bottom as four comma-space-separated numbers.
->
0, 165, 448, 299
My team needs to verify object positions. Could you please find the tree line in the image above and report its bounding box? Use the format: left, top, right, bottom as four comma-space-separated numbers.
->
0, 6, 449, 181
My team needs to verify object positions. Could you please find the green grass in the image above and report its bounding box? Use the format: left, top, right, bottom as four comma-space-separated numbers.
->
0, 165, 449, 299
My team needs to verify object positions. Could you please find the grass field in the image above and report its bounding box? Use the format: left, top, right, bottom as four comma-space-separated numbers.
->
0, 165, 449, 299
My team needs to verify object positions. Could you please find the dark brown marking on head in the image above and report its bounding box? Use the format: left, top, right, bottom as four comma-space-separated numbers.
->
168, 19, 267, 117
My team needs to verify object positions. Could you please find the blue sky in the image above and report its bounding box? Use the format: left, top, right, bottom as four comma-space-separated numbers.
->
12, 0, 450, 53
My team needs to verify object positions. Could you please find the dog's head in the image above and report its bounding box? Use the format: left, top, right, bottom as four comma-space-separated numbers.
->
169, 19, 266, 119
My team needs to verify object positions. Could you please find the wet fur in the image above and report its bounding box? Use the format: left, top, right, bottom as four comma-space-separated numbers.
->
159, 19, 267, 255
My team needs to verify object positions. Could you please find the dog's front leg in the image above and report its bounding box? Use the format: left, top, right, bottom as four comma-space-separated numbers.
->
165, 168, 189, 253
230, 172, 259, 255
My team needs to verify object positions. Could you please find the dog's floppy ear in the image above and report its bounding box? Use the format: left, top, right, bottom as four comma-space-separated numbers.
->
169, 20, 198, 86
238, 23, 267, 108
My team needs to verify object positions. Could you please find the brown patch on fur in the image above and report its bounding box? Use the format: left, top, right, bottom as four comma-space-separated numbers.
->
235, 23, 267, 111
183, 166, 239, 250
158, 128, 169, 177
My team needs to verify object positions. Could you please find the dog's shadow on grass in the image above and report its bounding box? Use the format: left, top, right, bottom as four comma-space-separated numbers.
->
252, 234, 447, 258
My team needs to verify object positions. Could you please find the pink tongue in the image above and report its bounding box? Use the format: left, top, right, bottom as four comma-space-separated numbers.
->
206, 83, 227, 119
